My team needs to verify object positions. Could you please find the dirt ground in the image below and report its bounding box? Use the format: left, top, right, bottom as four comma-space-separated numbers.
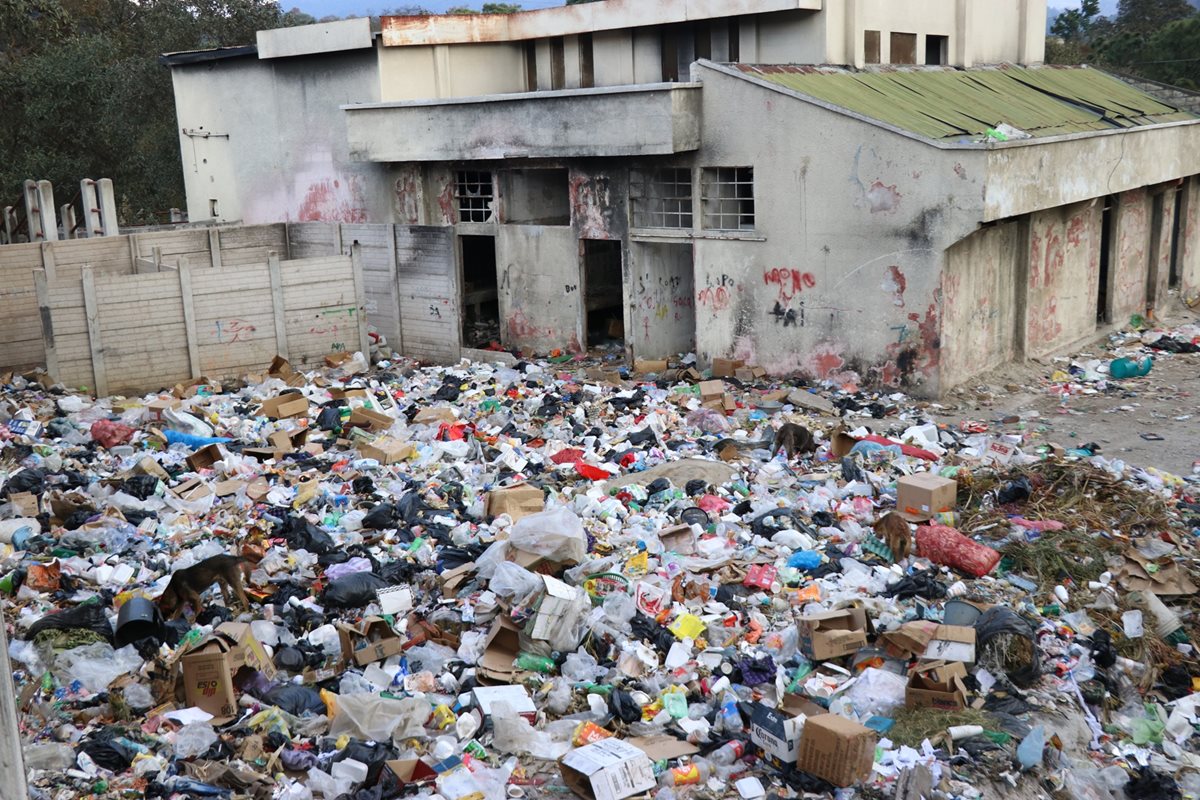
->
931, 311, 1200, 478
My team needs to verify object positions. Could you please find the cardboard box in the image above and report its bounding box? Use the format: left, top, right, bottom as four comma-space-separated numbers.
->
560, 738, 656, 800
349, 406, 394, 432
385, 759, 438, 789
471, 685, 537, 722
180, 622, 275, 720
338, 616, 405, 666
734, 367, 755, 381
657, 524, 697, 555
698, 380, 724, 401
880, 620, 940, 658
797, 608, 869, 661
413, 407, 457, 425
921, 626, 976, 664
486, 483, 545, 522
268, 428, 309, 453
896, 473, 957, 522
145, 397, 181, 421
711, 358, 744, 378
186, 443, 225, 472
324, 351, 354, 368
829, 428, 859, 458
749, 700, 825, 766
796, 714, 877, 788
258, 394, 309, 420
6, 419, 42, 438
634, 359, 668, 375
359, 436, 416, 465
906, 661, 969, 710
327, 387, 369, 401
528, 575, 587, 641
171, 478, 213, 503
476, 616, 522, 684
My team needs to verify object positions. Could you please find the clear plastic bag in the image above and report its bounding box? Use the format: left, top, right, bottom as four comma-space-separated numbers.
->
54, 643, 142, 693
507, 507, 587, 564
489, 561, 543, 607
330, 693, 429, 741
173, 723, 218, 759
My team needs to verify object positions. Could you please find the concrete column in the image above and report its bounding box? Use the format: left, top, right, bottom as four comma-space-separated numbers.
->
59, 203, 77, 239
22, 180, 41, 241
80, 179, 102, 237
956, 0, 972, 68
845, 0, 862, 69
98, 178, 119, 236
37, 181, 58, 242
0, 614, 29, 799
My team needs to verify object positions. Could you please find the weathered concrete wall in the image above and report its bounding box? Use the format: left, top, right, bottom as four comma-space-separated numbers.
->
1151, 188, 1177, 312
378, 41, 527, 101
940, 221, 1023, 389
690, 65, 988, 395
1024, 200, 1102, 358
1111, 188, 1150, 323
630, 242, 696, 358
1181, 177, 1200, 304
985, 122, 1200, 221
497, 225, 581, 353
570, 166, 628, 242
345, 85, 701, 163
170, 50, 388, 225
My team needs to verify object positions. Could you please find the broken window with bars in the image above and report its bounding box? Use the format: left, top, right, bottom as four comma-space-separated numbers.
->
701, 167, 754, 231
456, 171, 494, 222
630, 167, 693, 229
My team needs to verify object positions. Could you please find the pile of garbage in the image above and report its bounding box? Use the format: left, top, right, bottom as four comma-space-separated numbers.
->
1, 349, 1199, 800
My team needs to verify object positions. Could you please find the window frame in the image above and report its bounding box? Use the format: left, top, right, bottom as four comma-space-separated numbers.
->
701, 166, 755, 232
455, 170, 494, 223
630, 166, 695, 230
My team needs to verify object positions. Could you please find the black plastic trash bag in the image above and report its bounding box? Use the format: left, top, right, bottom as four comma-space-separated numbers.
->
975, 607, 1040, 688
277, 514, 336, 555
362, 503, 400, 530
332, 740, 399, 786
262, 684, 327, 716
27, 602, 114, 643
322, 572, 389, 608
121, 475, 161, 501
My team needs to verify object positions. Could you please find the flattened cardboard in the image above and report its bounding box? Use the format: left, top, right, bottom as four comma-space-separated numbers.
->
880, 620, 939, 658
796, 714, 877, 788
896, 473, 957, 522
413, 407, 457, 425
146, 397, 181, 421
657, 524, 697, 555
327, 387, 368, 401
268, 428, 309, 453
634, 359, 668, 375
560, 738, 656, 800
9, 492, 39, 517
486, 483, 545, 521
906, 661, 969, 711
626, 735, 699, 761
830, 428, 860, 458
797, 608, 869, 660
258, 394, 309, 420
337, 616, 404, 666
528, 575, 586, 641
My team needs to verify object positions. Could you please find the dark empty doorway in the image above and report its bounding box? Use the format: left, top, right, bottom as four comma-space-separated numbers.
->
460, 235, 499, 348
582, 240, 624, 350
1098, 198, 1114, 323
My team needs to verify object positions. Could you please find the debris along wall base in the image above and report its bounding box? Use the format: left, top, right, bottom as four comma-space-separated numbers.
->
36, 247, 368, 396
0, 223, 289, 373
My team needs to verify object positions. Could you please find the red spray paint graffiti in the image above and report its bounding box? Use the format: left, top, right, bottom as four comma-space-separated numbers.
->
298, 177, 367, 223
882, 265, 907, 307
763, 268, 816, 303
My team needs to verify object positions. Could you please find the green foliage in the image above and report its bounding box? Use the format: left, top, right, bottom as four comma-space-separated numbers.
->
1050, 0, 1100, 41
0, 0, 309, 227
448, 3, 522, 11
566, 0, 604, 4
1139, 15, 1200, 88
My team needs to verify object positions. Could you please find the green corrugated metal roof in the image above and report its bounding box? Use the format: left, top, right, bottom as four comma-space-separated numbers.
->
735, 65, 1197, 140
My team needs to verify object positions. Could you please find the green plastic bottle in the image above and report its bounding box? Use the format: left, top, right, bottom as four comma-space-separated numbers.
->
1110, 357, 1152, 379
515, 652, 556, 673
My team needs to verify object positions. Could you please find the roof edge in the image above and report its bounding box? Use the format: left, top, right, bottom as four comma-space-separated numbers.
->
159, 45, 258, 67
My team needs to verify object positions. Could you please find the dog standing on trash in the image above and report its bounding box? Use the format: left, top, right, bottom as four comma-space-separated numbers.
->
770, 423, 818, 460
874, 512, 913, 562
157, 554, 253, 619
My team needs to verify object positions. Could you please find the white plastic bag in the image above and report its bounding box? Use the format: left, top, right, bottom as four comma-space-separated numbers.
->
507, 507, 586, 564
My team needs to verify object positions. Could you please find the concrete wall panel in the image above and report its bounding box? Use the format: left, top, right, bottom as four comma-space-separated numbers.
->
1182, 177, 1200, 304
630, 242, 696, 358
1024, 200, 1101, 358
940, 221, 1022, 389
497, 225, 581, 353
1112, 188, 1150, 322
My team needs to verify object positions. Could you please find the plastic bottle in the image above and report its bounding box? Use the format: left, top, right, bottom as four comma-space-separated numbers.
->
661, 759, 713, 786
515, 652, 556, 673
708, 741, 744, 765
1130, 591, 1185, 639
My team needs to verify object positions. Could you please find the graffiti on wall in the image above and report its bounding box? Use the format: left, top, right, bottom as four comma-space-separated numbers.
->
571, 172, 619, 241
212, 319, 256, 344
696, 273, 736, 313
298, 177, 368, 223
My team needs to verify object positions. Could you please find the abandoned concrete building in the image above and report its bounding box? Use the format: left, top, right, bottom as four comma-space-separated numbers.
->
162, 0, 1200, 394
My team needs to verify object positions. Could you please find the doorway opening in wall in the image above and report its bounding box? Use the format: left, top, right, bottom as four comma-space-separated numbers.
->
460, 235, 500, 349
925, 35, 949, 65
582, 239, 625, 351
1168, 185, 1183, 289
1098, 198, 1115, 323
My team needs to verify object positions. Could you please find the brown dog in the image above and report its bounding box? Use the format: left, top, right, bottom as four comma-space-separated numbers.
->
874, 512, 913, 562
157, 554, 253, 620
770, 423, 818, 460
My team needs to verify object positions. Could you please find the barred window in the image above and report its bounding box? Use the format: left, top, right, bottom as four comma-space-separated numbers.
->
630, 167, 693, 229
701, 167, 755, 231
456, 171, 493, 223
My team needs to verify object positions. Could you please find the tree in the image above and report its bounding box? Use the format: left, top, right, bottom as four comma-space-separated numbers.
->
1115, 0, 1194, 36
0, 0, 311, 225
481, 3, 522, 11
566, 0, 604, 4
1139, 14, 1200, 87
1050, 0, 1100, 41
